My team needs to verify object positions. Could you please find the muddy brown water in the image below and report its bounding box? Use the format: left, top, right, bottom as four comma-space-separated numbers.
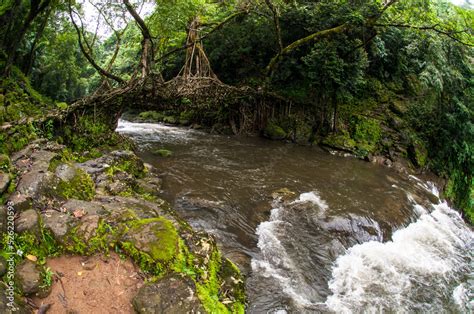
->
117, 120, 473, 313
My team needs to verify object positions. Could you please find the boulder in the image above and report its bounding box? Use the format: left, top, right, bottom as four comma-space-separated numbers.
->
61, 199, 106, 216
15, 209, 39, 234
0, 172, 10, 194
9, 150, 57, 210
42, 210, 74, 239
0, 284, 29, 313
15, 260, 41, 296
123, 218, 179, 263
133, 275, 204, 314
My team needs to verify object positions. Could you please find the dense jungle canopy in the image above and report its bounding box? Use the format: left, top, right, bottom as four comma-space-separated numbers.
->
0, 0, 473, 222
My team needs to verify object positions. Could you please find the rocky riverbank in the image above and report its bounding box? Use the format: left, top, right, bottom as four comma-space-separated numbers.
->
0, 139, 245, 313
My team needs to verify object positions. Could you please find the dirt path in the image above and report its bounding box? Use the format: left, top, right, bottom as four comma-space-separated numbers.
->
32, 253, 144, 314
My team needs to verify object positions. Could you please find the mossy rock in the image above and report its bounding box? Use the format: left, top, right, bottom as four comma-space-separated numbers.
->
321, 130, 357, 152
49, 163, 95, 201
263, 121, 287, 140
138, 111, 164, 122
123, 217, 179, 263
0, 284, 29, 313
133, 275, 204, 314
408, 139, 428, 168
153, 149, 172, 157
179, 111, 195, 126
163, 116, 178, 124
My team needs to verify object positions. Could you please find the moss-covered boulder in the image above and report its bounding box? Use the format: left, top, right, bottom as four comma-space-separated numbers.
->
123, 218, 179, 264
133, 275, 204, 314
49, 163, 95, 201
263, 121, 287, 140
321, 129, 357, 152
163, 116, 178, 124
408, 139, 428, 168
138, 111, 164, 122
0, 283, 30, 313
153, 148, 173, 157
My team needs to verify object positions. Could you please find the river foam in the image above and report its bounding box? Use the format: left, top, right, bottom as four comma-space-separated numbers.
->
251, 192, 327, 309
325, 199, 474, 312
116, 119, 194, 143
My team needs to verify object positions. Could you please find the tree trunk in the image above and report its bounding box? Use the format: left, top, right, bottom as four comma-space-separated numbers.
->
22, 6, 52, 76
123, 0, 154, 79
3, 0, 52, 76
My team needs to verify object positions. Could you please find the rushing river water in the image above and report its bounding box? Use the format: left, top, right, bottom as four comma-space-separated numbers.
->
117, 119, 473, 313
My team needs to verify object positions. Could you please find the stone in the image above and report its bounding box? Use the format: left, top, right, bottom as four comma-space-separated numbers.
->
76, 215, 100, 241
123, 218, 179, 262
15, 260, 41, 296
55, 164, 77, 181
153, 149, 172, 157
42, 210, 74, 239
263, 122, 287, 140
0, 284, 29, 313
0, 172, 10, 194
136, 177, 162, 195
15, 209, 39, 233
9, 150, 57, 210
107, 181, 128, 195
61, 199, 106, 216
132, 275, 204, 314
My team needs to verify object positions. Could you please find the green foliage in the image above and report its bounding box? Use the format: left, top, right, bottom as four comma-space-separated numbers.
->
29, 16, 96, 102
0, 123, 38, 154
39, 267, 54, 289
349, 115, 382, 152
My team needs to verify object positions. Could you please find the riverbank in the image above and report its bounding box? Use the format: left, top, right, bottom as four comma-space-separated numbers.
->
0, 136, 245, 313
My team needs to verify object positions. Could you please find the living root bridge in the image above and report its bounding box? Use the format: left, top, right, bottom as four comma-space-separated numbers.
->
78, 76, 294, 135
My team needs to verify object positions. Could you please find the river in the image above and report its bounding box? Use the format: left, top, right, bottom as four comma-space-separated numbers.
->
117, 119, 473, 313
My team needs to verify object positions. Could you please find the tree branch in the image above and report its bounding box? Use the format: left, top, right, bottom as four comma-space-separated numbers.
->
68, 1, 125, 84
264, 0, 283, 52
156, 10, 247, 63
265, 23, 348, 76
123, 0, 154, 78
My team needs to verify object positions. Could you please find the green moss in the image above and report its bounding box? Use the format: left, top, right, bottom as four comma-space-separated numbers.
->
125, 218, 179, 263
409, 139, 428, 168
0, 153, 10, 171
54, 166, 95, 201
349, 115, 381, 152
153, 148, 173, 157
163, 116, 178, 124
55, 102, 68, 110
445, 174, 474, 224
0, 123, 38, 154
322, 129, 356, 151
263, 121, 287, 140
179, 110, 195, 125
138, 111, 164, 122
